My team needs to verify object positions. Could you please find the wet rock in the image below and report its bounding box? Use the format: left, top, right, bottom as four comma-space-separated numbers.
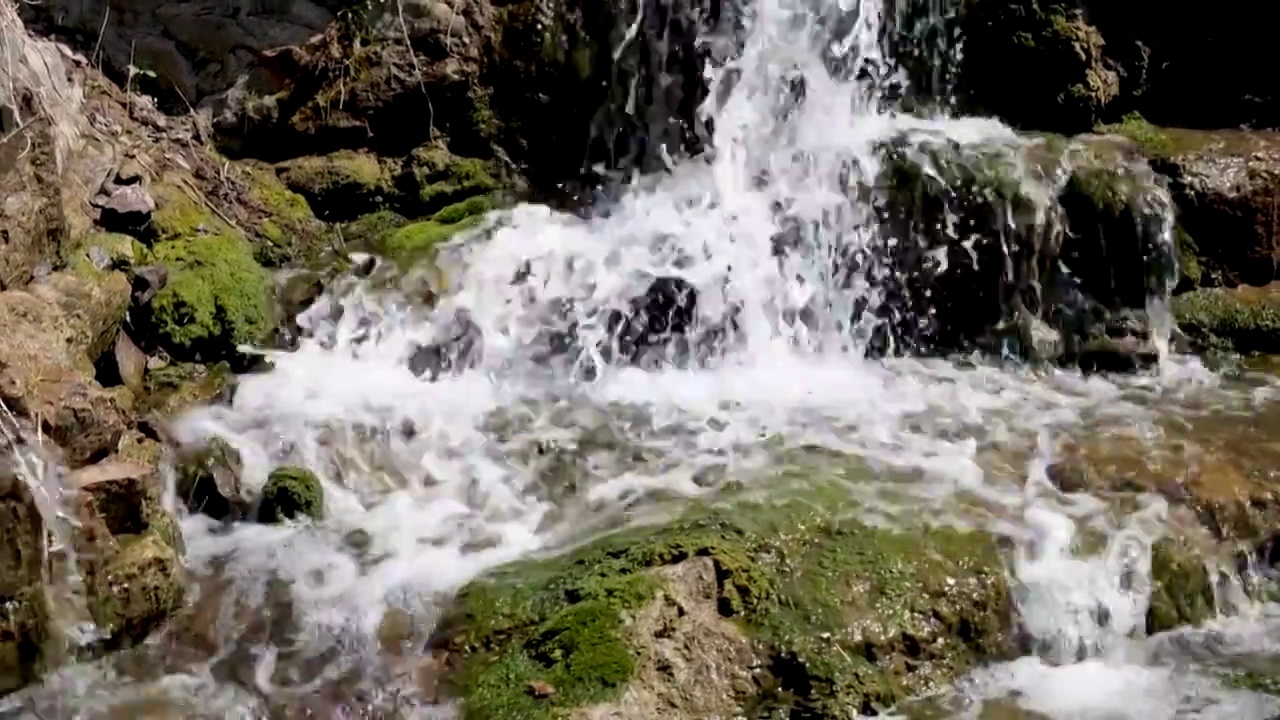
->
407, 309, 483, 380
69, 458, 186, 646
139, 361, 235, 420
433, 484, 1013, 717
605, 276, 700, 366
257, 466, 325, 524
272, 270, 326, 349
175, 438, 248, 522
1151, 130, 1280, 288
1171, 284, 1280, 354
1147, 535, 1217, 634
96, 331, 149, 397
0, 271, 131, 466
0, 472, 52, 694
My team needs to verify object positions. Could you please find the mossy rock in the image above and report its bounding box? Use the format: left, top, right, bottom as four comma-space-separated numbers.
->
1171, 286, 1280, 354
139, 361, 235, 418
339, 209, 410, 249
239, 162, 333, 267
257, 466, 325, 523
0, 585, 51, 694
1146, 536, 1216, 634
83, 531, 185, 645
139, 233, 273, 361
176, 437, 246, 522
149, 180, 233, 243
436, 487, 1013, 718
374, 216, 482, 267
277, 150, 394, 221
63, 232, 148, 275
401, 142, 503, 216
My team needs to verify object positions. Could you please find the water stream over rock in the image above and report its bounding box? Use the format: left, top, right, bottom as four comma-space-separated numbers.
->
5, 0, 1280, 717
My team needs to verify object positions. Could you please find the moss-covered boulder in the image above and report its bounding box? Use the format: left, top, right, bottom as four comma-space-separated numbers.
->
138, 232, 272, 362
397, 143, 503, 217
1171, 285, 1280, 354
138, 361, 235, 419
175, 437, 248, 522
257, 466, 325, 524
69, 459, 186, 646
0, 473, 53, 694
869, 130, 1168, 366
238, 161, 333, 267
434, 490, 1013, 718
1146, 535, 1217, 634
277, 150, 395, 221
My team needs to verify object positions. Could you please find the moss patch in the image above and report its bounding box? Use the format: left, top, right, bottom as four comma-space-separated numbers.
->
258, 466, 325, 523
139, 361, 234, 418
142, 233, 273, 361
339, 209, 410, 249
1096, 112, 1174, 158
241, 162, 331, 267
149, 181, 232, 243
1171, 286, 1280, 354
278, 150, 393, 221
64, 233, 147, 274
375, 215, 482, 266
1146, 536, 1216, 634
439, 487, 1012, 719
403, 142, 503, 215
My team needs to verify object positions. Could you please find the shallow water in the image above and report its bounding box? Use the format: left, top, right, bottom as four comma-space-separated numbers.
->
7, 0, 1280, 717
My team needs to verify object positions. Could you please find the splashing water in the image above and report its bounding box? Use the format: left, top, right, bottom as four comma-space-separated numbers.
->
11, 0, 1280, 717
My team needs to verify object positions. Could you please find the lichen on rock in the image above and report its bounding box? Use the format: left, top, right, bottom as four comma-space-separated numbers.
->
434, 487, 1013, 718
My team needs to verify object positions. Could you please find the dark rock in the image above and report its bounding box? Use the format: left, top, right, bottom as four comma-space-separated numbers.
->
130, 265, 169, 306
175, 437, 249, 522
606, 276, 700, 366
408, 308, 484, 380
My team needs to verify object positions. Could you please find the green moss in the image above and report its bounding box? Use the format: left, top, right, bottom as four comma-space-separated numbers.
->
376, 216, 481, 265
1096, 112, 1174, 158
143, 234, 272, 361
258, 466, 325, 523
64, 233, 148, 274
432, 195, 495, 225
278, 151, 393, 219
1223, 670, 1280, 696
442, 486, 1011, 719
150, 181, 231, 243
406, 143, 502, 214
1171, 287, 1280, 354
1174, 223, 1202, 287
241, 163, 330, 267
140, 361, 234, 418
1146, 536, 1216, 634
339, 210, 410, 249
83, 531, 185, 644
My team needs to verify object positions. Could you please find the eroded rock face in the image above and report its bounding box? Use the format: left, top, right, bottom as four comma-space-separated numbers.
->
0, 271, 132, 466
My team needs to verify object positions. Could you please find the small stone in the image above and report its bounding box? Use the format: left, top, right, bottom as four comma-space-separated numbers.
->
175, 437, 247, 522
1045, 460, 1091, 494
113, 332, 148, 397
131, 265, 168, 306
527, 681, 556, 699
99, 185, 156, 235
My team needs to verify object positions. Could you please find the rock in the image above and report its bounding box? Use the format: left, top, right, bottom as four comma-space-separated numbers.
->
139, 361, 235, 420
0, 0, 115, 289
257, 466, 324, 523
67, 233, 144, 275
106, 331, 148, 397
958, 2, 1118, 134
133, 212, 273, 361
175, 437, 248, 522
407, 309, 484, 380
1147, 535, 1216, 634
432, 485, 1013, 718
272, 270, 327, 348
0, 472, 52, 694
68, 458, 186, 648
131, 265, 169, 306
869, 131, 1173, 362
1171, 284, 1280, 354
605, 276, 700, 367
1148, 130, 1280, 288
276, 150, 395, 221
237, 162, 332, 267
97, 184, 157, 235
397, 143, 502, 217
0, 271, 132, 466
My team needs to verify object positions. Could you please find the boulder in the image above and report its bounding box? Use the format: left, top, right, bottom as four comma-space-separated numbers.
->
1171, 284, 1280, 355
175, 437, 249, 522
69, 459, 186, 645
0, 270, 132, 466
432, 485, 1013, 718
0, 469, 52, 695
257, 466, 325, 523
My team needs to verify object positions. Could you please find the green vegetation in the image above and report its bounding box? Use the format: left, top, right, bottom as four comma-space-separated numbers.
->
376, 215, 482, 266
1096, 112, 1174, 158
143, 233, 272, 361
258, 466, 325, 523
1171, 287, 1280, 354
440, 485, 1011, 719
1146, 536, 1216, 634
406, 143, 503, 214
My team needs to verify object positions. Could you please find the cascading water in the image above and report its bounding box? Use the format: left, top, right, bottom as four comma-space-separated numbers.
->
9, 0, 1280, 717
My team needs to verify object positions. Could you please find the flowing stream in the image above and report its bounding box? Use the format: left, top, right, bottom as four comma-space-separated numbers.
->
8, 0, 1280, 717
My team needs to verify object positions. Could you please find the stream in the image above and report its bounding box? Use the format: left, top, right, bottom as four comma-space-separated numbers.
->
5, 0, 1280, 717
